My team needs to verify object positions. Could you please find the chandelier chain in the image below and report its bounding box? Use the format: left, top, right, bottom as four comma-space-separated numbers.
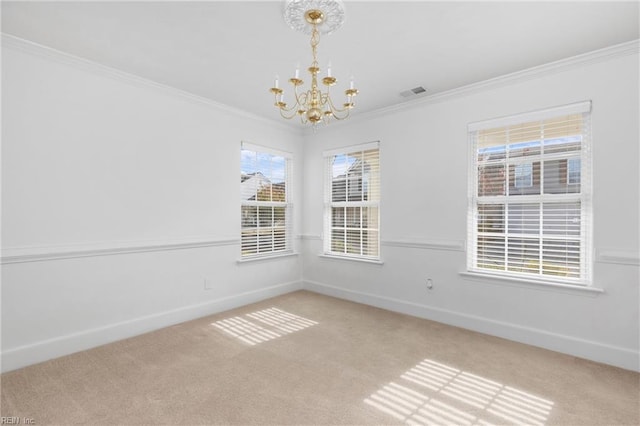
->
310, 24, 320, 67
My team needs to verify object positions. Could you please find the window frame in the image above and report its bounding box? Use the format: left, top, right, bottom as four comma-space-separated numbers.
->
323, 142, 381, 261
240, 142, 293, 259
467, 101, 593, 286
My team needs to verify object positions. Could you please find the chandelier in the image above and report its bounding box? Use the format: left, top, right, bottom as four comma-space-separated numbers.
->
270, 0, 358, 126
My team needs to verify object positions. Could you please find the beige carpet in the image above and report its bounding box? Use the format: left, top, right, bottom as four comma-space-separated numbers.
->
1, 290, 638, 425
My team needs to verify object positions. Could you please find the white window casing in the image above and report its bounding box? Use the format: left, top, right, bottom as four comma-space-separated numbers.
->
467, 101, 593, 285
323, 142, 381, 260
240, 142, 293, 258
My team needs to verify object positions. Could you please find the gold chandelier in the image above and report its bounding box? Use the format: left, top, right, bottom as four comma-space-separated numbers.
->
270, 0, 358, 126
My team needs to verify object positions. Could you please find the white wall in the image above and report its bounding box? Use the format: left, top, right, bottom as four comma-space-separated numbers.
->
301, 44, 640, 371
3, 35, 638, 374
1, 37, 304, 371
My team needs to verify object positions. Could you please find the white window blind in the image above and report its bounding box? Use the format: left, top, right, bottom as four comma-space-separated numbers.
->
467, 102, 592, 284
323, 142, 380, 259
241, 142, 292, 257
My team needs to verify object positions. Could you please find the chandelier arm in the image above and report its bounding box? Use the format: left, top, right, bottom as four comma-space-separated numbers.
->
272, 87, 300, 118
276, 85, 307, 120
324, 92, 351, 120
292, 85, 307, 112
279, 107, 299, 120
276, 97, 299, 118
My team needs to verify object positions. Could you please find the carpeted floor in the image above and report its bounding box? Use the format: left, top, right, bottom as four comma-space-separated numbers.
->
1, 290, 639, 425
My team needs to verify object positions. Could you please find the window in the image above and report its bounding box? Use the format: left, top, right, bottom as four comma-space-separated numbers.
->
514, 163, 533, 188
324, 142, 380, 260
568, 158, 581, 185
467, 101, 592, 284
240, 142, 292, 258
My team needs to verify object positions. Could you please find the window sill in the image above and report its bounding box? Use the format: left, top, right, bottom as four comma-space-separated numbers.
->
237, 251, 298, 264
318, 254, 384, 265
459, 271, 604, 295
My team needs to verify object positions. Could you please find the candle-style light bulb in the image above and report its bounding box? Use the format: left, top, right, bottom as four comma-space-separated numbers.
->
274, 75, 279, 88
349, 75, 355, 89
294, 62, 300, 79
327, 62, 332, 77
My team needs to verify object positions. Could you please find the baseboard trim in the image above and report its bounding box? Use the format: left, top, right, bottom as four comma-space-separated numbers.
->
1, 281, 303, 373
302, 280, 639, 372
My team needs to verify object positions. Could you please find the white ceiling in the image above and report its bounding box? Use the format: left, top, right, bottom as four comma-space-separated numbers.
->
2, 1, 639, 126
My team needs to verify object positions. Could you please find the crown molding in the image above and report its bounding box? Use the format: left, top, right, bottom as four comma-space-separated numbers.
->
309, 38, 640, 132
3, 33, 637, 136
1, 33, 302, 135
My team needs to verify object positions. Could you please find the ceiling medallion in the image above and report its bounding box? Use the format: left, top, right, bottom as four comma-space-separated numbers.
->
283, 0, 345, 35
270, 0, 358, 127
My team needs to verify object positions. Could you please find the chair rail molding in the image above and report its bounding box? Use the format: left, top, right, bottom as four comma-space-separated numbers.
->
595, 248, 640, 266
381, 238, 465, 252
1, 236, 239, 264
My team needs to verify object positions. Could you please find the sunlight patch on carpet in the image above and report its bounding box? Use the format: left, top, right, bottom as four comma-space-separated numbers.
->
212, 307, 318, 346
365, 359, 554, 425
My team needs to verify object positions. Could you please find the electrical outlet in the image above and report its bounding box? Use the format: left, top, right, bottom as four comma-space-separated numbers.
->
204, 278, 213, 290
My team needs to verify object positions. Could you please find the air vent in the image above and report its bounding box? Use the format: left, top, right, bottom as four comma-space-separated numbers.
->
400, 86, 428, 98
